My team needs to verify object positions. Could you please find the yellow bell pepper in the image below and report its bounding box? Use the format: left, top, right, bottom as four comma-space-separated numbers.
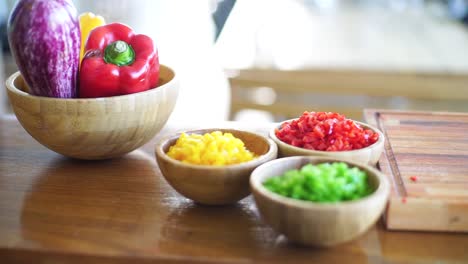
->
79, 12, 105, 63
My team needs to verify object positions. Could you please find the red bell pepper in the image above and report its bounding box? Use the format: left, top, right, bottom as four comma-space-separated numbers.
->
79, 23, 159, 98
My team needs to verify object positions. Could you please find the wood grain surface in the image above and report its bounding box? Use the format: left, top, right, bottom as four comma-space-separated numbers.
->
365, 109, 468, 232
1, 115, 468, 263
228, 69, 468, 121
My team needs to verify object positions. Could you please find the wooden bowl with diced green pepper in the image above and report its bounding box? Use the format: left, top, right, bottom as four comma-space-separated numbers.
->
250, 156, 390, 247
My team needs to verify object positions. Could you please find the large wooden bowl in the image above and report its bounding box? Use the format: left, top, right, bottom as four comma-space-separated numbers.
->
250, 156, 390, 247
155, 128, 278, 205
270, 120, 385, 166
6, 65, 179, 160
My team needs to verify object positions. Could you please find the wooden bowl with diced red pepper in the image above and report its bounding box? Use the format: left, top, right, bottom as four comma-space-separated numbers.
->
269, 112, 385, 166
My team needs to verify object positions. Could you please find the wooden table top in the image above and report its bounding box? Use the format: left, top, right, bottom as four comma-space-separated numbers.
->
1, 115, 467, 263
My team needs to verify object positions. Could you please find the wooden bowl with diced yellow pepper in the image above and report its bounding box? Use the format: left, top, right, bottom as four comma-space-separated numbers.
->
155, 128, 278, 205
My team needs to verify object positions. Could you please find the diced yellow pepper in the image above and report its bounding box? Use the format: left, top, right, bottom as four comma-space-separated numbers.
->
166, 131, 257, 166
79, 12, 106, 63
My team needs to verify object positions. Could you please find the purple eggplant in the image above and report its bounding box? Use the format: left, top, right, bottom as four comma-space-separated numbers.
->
8, 0, 80, 98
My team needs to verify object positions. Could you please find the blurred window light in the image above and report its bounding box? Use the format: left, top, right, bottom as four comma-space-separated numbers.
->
250, 87, 277, 106
233, 109, 275, 123
449, 0, 468, 20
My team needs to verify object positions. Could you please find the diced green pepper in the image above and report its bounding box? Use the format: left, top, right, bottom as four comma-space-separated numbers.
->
263, 162, 373, 203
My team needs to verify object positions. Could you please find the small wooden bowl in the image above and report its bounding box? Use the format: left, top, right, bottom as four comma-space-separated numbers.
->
270, 120, 385, 166
6, 65, 179, 160
155, 129, 278, 205
250, 156, 390, 247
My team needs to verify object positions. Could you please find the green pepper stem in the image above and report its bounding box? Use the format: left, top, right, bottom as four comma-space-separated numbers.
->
104, 40, 135, 66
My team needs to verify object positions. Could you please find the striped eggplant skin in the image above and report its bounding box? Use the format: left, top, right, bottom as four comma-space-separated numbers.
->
8, 0, 80, 98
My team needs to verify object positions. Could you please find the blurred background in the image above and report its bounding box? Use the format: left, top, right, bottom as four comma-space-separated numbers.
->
1, 0, 468, 122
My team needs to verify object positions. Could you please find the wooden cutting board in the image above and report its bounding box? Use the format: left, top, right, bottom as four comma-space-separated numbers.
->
364, 109, 468, 232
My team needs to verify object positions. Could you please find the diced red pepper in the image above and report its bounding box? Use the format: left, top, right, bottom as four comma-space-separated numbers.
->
410, 176, 418, 182
275, 112, 379, 151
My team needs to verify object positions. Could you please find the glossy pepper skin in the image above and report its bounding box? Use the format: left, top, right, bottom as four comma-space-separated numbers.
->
79, 12, 105, 63
79, 23, 159, 98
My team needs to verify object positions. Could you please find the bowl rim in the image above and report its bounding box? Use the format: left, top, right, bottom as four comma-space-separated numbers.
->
269, 118, 385, 154
155, 128, 278, 171
250, 156, 390, 210
6, 64, 177, 101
